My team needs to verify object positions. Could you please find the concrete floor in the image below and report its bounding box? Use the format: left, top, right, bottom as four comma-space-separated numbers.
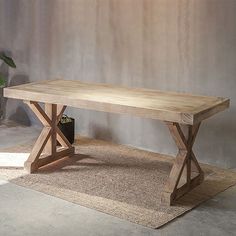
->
0, 122, 236, 236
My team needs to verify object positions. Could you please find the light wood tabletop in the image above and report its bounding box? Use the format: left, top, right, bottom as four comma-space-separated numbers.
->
4, 79, 229, 125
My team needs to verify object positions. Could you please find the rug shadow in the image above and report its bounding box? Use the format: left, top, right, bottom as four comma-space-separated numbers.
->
36, 153, 172, 175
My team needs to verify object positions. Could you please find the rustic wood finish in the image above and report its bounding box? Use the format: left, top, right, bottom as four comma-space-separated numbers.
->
23, 101, 74, 173
4, 80, 229, 204
161, 122, 204, 205
4, 79, 229, 125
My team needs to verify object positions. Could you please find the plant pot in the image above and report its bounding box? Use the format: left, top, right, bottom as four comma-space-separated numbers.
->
58, 116, 75, 145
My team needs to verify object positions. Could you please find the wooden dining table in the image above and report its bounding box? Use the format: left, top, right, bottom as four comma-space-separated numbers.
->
4, 79, 229, 205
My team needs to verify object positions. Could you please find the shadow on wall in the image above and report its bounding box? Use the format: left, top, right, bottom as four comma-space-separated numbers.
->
4, 74, 31, 126
9, 74, 29, 86
90, 123, 114, 141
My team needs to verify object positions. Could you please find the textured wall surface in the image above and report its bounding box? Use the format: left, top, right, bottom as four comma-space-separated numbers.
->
0, 0, 236, 168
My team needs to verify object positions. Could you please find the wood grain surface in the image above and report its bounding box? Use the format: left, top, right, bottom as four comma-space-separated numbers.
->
4, 79, 229, 125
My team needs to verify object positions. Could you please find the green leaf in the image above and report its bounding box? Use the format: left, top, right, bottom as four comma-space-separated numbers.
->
0, 52, 16, 68
0, 74, 6, 87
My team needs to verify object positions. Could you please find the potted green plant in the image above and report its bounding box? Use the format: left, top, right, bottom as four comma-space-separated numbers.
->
0, 52, 16, 119
0, 52, 16, 87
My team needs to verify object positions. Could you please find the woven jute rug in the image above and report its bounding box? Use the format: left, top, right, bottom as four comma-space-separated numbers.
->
0, 136, 236, 229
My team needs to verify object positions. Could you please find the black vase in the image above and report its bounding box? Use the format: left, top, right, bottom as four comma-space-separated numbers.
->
58, 118, 75, 144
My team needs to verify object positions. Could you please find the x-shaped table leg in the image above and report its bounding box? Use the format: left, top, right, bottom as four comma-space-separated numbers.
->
24, 101, 75, 173
161, 121, 204, 205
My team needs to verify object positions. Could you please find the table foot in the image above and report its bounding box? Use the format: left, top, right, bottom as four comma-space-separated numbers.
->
24, 101, 74, 173
161, 122, 204, 205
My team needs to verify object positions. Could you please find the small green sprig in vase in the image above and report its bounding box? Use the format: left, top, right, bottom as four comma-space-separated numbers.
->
0, 52, 16, 88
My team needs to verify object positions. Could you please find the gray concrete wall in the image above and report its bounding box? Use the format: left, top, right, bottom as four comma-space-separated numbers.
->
0, 0, 235, 168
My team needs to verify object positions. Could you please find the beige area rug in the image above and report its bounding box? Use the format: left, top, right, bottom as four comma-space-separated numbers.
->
0, 137, 236, 228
